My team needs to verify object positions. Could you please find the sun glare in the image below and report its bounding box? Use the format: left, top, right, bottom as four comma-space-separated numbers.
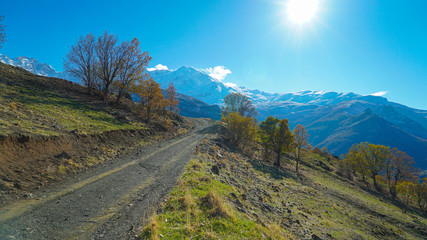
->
287, 0, 319, 24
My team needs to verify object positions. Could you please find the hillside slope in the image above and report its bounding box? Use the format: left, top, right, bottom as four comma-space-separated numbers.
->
0, 62, 190, 200
143, 130, 427, 239
2, 55, 426, 168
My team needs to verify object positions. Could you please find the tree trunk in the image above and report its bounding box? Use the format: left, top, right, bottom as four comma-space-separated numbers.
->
404, 200, 409, 213
372, 174, 378, 189
275, 152, 281, 167
146, 105, 151, 123
295, 147, 300, 172
115, 91, 123, 105
102, 82, 111, 100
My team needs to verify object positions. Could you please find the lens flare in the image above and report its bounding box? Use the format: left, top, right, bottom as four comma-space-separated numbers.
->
287, 0, 319, 24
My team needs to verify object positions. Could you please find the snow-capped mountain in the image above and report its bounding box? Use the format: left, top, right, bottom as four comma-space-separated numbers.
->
0, 54, 77, 82
149, 66, 276, 105
149, 66, 427, 169
1, 54, 425, 168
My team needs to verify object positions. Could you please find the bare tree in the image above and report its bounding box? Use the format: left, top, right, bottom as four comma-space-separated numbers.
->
95, 32, 128, 100
293, 124, 309, 172
222, 92, 258, 118
113, 38, 151, 104
0, 16, 6, 49
64, 33, 97, 93
65, 32, 152, 102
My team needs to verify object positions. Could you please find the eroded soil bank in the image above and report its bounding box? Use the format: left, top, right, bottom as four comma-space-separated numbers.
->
0, 119, 192, 205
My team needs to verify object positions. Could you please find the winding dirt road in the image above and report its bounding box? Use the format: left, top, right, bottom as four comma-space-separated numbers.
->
0, 118, 213, 240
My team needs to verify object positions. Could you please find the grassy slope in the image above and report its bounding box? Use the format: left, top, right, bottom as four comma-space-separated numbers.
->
0, 62, 190, 198
0, 62, 146, 136
143, 136, 427, 239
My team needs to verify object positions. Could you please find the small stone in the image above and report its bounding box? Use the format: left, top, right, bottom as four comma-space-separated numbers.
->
23, 193, 34, 199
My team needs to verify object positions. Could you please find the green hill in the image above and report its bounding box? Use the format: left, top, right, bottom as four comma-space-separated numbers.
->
0, 62, 190, 200
142, 128, 427, 239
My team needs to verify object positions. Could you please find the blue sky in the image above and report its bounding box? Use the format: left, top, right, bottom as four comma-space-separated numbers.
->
1, 0, 426, 109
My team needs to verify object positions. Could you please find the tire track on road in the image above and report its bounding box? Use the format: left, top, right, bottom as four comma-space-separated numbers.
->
0, 118, 213, 240
0, 134, 193, 223
70, 140, 199, 239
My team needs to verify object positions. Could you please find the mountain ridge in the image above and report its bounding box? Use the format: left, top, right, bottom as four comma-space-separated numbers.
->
2, 54, 426, 168
0, 54, 77, 81
149, 66, 427, 169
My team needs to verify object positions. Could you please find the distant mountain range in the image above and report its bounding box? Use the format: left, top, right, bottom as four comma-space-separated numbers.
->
150, 66, 427, 169
1, 54, 426, 169
0, 54, 76, 81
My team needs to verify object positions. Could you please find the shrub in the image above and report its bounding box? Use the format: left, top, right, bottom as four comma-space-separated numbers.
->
221, 112, 257, 149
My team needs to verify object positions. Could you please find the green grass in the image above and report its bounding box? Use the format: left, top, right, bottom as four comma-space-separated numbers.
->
144, 140, 427, 239
142, 158, 290, 240
0, 81, 147, 136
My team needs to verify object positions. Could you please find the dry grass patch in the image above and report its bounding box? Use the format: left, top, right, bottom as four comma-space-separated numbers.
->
201, 189, 233, 219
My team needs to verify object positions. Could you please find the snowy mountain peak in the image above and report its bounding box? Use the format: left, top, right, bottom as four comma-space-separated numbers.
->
148, 66, 371, 106
0, 54, 57, 77
0, 54, 77, 82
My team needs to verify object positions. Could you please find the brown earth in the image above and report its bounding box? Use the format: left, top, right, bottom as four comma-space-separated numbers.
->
0, 61, 193, 205
0, 122, 191, 202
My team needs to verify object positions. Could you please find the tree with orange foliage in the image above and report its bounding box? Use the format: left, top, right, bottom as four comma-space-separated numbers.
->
113, 38, 151, 104
134, 78, 165, 122
165, 82, 179, 113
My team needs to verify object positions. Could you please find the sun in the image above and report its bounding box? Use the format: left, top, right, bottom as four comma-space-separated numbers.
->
287, 0, 319, 24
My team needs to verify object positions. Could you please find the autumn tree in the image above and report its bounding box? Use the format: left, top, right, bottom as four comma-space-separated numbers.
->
222, 92, 258, 118
345, 142, 391, 189
384, 148, 415, 199
222, 112, 257, 148
0, 16, 5, 49
134, 78, 165, 122
165, 82, 179, 113
113, 38, 151, 104
396, 180, 416, 213
259, 116, 294, 167
414, 177, 427, 213
293, 124, 309, 172
345, 144, 369, 181
64, 33, 97, 93
362, 143, 391, 189
65, 32, 151, 101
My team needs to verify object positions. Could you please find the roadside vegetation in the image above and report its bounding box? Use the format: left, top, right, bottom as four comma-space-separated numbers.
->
143, 92, 427, 239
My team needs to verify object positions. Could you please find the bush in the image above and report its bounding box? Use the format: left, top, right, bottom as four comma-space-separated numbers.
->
221, 112, 257, 149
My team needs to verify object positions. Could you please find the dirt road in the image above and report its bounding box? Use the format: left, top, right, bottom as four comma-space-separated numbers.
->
0, 118, 213, 240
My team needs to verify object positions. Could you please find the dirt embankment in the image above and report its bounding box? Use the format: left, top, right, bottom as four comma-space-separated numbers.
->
0, 120, 192, 203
